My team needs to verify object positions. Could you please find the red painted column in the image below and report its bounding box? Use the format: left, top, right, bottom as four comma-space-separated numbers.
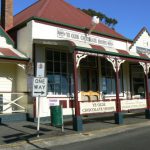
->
145, 63, 150, 119
145, 72, 150, 109
73, 51, 83, 131
115, 61, 121, 113
114, 58, 123, 124
73, 51, 80, 116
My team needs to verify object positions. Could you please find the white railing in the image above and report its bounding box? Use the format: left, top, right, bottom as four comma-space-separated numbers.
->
0, 92, 28, 113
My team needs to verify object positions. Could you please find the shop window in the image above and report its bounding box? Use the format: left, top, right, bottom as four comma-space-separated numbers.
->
46, 49, 73, 96
80, 56, 97, 68
101, 59, 123, 95
131, 64, 145, 97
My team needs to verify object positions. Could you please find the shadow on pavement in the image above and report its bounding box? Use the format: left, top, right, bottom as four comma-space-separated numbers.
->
23, 125, 52, 132
3, 133, 43, 143
27, 139, 50, 150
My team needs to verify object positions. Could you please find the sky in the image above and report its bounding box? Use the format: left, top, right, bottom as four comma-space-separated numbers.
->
2, 0, 150, 40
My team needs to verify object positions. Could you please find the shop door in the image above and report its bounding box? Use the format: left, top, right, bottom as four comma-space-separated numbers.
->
81, 68, 98, 92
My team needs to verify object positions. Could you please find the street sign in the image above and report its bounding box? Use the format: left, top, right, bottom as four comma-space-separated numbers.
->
32, 77, 48, 97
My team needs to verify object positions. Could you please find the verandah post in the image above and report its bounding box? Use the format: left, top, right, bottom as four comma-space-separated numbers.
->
139, 62, 150, 119
73, 51, 83, 131
144, 64, 150, 119
114, 58, 123, 124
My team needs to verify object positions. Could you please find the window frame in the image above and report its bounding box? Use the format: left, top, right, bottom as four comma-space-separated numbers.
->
101, 58, 124, 97
46, 48, 73, 96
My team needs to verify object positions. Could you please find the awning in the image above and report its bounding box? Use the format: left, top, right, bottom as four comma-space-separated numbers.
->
0, 47, 29, 62
0, 36, 29, 62
77, 44, 150, 61
33, 39, 150, 62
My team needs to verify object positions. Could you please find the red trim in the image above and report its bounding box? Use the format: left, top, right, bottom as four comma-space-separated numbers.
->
115, 59, 121, 112
69, 100, 75, 108
139, 53, 149, 58
59, 100, 67, 108
0, 48, 19, 57
90, 45, 106, 51
117, 49, 129, 55
73, 51, 80, 116
145, 66, 150, 109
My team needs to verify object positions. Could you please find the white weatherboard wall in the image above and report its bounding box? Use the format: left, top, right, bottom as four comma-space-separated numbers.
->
35, 97, 74, 117
32, 21, 128, 50
130, 30, 150, 53
16, 64, 28, 111
0, 63, 17, 113
17, 21, 33, 58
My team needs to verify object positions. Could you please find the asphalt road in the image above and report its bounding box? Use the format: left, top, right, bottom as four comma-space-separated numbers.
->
39, 126, 150, 150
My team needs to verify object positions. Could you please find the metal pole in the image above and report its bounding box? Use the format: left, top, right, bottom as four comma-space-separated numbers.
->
37, 95, 40, 137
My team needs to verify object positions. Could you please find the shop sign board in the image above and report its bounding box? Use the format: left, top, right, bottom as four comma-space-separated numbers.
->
57, 28, 114, 47
136, 46, 150, 55
121, 99, 146, 111
32, 77, 48, 97
80, 101, 116, 114
49, 99, 59, 106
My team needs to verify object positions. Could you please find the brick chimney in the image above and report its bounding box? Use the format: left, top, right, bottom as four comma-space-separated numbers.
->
1, 0, 13, 31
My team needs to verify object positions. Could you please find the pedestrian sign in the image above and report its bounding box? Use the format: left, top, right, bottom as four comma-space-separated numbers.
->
32, 77, 48, 97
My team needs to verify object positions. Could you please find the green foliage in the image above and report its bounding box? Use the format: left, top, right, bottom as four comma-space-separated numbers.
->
79, 8, 118, 29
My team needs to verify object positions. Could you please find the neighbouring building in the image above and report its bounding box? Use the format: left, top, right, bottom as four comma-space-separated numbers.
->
0, 0, 150, 131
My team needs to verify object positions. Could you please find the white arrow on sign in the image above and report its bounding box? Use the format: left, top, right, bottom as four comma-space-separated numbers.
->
32, 77, 48, 97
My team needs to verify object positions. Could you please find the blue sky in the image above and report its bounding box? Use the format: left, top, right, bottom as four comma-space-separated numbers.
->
3, 0, 150, 40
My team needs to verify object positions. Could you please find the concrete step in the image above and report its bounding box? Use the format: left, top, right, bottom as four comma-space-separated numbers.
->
0, 113, 27, 123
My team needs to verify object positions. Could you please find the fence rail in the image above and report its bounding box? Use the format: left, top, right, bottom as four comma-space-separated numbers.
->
0, 92, 29, 113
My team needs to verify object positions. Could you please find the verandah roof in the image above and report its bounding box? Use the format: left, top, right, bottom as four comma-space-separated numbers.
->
34, 39, 150, 62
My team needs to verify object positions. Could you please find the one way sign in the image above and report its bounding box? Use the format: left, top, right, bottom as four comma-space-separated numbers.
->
32, 77, 48, 97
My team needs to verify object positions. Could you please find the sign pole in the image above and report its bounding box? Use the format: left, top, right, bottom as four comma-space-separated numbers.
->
33, 62, 47, 138
61, 105, 64, 132
37, 95, 40, 137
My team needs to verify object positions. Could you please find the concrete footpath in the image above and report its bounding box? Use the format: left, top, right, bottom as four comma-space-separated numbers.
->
0, 113, 150, 150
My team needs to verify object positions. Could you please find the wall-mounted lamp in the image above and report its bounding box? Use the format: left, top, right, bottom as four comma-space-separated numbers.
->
88, 16, 100, 35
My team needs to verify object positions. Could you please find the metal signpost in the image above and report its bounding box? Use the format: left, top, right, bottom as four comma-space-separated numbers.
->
32, 77, 48, 137
32, 62, 47, 137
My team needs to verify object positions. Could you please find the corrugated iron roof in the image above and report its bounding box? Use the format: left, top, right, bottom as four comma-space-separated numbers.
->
13, 0, 128, 40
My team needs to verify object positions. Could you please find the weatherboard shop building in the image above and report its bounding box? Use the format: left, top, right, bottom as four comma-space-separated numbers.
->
1, 0, 150, 130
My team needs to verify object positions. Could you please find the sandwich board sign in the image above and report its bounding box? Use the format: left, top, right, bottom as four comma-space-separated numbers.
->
32, 77, 48, 97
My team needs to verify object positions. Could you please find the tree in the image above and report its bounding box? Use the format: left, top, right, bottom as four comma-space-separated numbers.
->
79, 8, 118, 29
